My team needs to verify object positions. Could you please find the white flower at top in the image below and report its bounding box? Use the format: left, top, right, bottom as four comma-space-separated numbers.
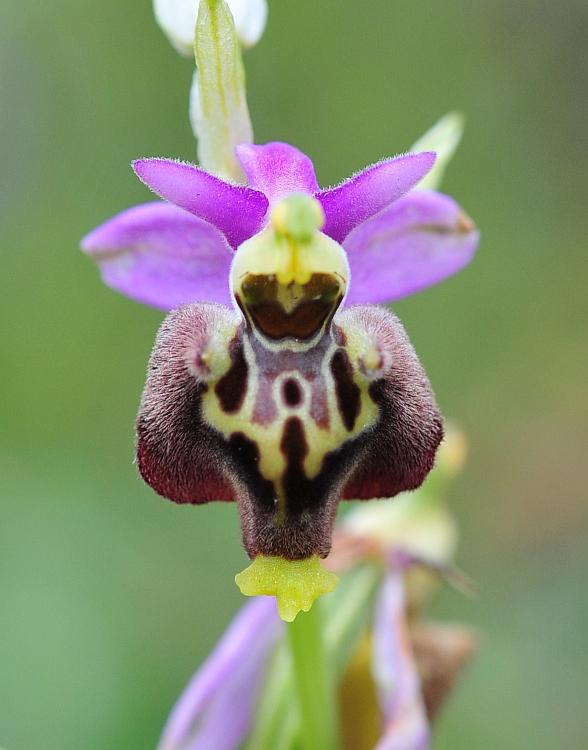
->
154, 0, 268, 56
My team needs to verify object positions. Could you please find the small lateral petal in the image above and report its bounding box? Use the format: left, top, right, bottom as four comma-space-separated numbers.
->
133, 158, 268, 248
318, 152, 436, 243
158, 597, 282, 750
235, 142, 320, 204
343, 190, 479, 306
81, 202, 233, 309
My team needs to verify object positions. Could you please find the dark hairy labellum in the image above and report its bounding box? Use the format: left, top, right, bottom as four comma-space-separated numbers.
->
136, 301, 443, 560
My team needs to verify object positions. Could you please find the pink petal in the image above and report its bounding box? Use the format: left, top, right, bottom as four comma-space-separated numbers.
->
318, 152, 436, 243
81, 202, 233, 309
343, 190, 479, 305
373, 573, 431, 750
235, 142, 319, 204
158, 597, 282, 750
133, 159, 269, 248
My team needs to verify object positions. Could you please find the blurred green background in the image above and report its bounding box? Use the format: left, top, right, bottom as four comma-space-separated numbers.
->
1, 0, 587, 747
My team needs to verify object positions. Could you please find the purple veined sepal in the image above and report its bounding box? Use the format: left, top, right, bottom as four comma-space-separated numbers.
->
343, 190, 480, 306
81, 202, 234, 310
157, 596, 282, 750
372, 572, 431, 750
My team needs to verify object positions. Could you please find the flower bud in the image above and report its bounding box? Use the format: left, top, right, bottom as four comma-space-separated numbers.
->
154, 0, 268, 56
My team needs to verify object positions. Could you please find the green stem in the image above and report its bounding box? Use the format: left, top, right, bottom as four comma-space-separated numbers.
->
249, 565, 381, 750
287, 602, 340, 750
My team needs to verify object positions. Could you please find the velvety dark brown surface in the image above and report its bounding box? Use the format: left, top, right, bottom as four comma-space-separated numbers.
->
136, 303, 237, 504
136, 301, 442, 558
339, 305, 444, 500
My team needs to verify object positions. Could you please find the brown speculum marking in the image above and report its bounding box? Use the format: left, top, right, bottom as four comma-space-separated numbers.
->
227, 431, 275, 513
215, 339, 248, 413
274, 416, 365, 519
330, 349, 361, 431
283, 378, 303, 407
239, 273, 343, 340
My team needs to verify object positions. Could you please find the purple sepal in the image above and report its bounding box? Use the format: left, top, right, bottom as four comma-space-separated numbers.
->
133, 158, 269, 248
235, 142, 320, 204
81, 202, 233, 309
158, 597, 282, 750
343, 190, 479, 305
83, 142, 478, 315
318, 152, 436, 243
372, 573, 431, 750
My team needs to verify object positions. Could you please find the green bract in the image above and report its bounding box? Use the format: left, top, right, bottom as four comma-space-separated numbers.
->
411, 111, 465, 191
193, 0, 254, 182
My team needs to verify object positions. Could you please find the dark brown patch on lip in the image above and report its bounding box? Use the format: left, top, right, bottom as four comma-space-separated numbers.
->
247, 331, 333, 429
330, 349, 360, 431
280, 417, 310, 515
251, 299, 335, 339
215, 340, 248, 413
240, 273, 342, 340
283, 378, 303, 407
278, 416, 367, 522
227, 431, 275, 512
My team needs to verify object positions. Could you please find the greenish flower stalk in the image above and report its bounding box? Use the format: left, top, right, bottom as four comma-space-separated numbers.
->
287, 602, 340, 750
249, 565, 381, 750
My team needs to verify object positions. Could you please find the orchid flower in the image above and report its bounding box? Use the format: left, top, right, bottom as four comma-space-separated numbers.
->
82, 1, 479, 747
372, 572, 430, 750
82, 143, 478, 616
82, 0, 479, 619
